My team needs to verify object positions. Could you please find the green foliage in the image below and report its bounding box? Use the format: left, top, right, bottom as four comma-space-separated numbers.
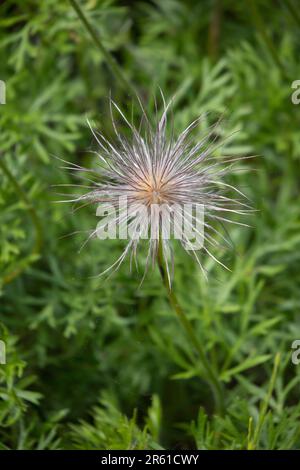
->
69, 394, 161, 450
0, 0, 300, 450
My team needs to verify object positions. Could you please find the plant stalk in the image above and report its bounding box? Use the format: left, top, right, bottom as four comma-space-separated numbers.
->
248, 0, 288, 81
69, 0, 136, 96
157, 241, 224, 414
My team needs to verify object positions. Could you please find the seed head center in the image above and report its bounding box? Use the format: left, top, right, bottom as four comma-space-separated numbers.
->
151, 189, 161, 204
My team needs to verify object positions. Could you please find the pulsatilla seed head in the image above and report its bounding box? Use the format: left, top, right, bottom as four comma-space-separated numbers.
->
58, 96, 252, 285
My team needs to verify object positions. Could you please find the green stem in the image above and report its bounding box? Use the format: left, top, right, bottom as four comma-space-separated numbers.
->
208, 0, 222, 61
69, 0, 136, 96
157, 241, 225, 414
285, 0, 300, 28
248, 0, 288, 81
0, 157, 43, 284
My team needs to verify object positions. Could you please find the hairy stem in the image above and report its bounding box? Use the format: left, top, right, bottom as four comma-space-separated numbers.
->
285, 0, 300, 28
208, 0, 222, 61
248, 0, 288, 80
157, 241, 225, 414
69, 0, 136, 96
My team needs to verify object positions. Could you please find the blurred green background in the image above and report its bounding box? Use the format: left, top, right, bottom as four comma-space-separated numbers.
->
1, 0, 300, 450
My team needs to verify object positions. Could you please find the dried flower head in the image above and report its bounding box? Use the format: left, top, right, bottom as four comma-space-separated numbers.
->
59, 97, 251, 285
